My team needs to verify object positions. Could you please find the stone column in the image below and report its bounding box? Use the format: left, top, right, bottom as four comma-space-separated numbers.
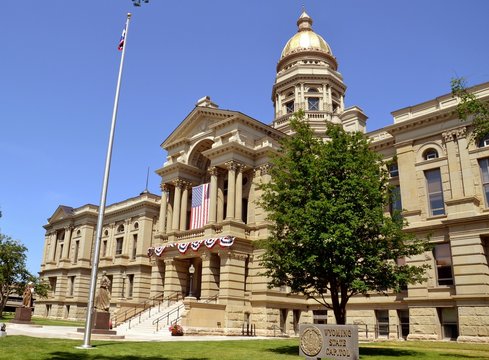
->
235, 165, 244, 222
322, 84, 327, 111
163, 259, 183, 295
171, 180, 182, 231
180, 182, 189, 231
455, 128, 474, 197
300, 83, 305, 108
158, 184, 169, 234
150, 259, 165, 298
62, 227, 72, 259
226, 162, 237, 220
199, 253, 213, 299
327, 86, 333, 109
208, 167, 218, 224
218, 250, 247, 306
217, 173, 225, 222
442, 130, 464, 199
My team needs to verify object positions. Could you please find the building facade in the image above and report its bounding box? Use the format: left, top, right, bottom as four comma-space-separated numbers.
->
36, 11, 489, 342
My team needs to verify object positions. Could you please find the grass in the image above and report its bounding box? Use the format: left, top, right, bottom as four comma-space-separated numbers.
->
0, 313, 85, 327
0, 337, 489, 360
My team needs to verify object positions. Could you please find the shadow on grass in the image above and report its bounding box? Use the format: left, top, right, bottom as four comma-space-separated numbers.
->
438, 354, 485, 359
360, 347, 418, 357
267, 345, 298, 355
48, 354, 209, 360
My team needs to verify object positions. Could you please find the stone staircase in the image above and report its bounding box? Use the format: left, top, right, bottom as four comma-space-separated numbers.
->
115, 301, 185, 337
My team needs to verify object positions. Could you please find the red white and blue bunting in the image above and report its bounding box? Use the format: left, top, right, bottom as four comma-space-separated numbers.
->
147, 236, 235, 257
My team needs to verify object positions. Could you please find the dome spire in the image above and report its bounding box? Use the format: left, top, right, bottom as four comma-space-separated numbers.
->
297, 9, 313, 32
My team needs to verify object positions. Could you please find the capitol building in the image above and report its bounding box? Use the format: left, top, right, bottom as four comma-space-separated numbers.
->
36, 11, 489, 342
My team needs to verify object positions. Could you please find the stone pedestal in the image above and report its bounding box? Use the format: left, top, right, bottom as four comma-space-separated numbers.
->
94, 311, 110, 330
10, 307, 33, 324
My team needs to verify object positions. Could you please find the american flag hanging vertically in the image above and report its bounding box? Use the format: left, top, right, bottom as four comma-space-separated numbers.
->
118, 26, 126, 51
190, 183, 210, 229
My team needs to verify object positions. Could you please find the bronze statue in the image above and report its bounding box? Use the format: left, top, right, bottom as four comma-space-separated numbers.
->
94, 271, 111, 312
22, 282, 34, 308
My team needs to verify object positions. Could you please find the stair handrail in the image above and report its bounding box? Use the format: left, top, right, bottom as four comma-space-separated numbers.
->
112, 291, 180, 327
152, 300, 185, 332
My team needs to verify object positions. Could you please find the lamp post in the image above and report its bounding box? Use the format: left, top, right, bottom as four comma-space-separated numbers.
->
188, 264, 195, 298
121, 271, 126, 298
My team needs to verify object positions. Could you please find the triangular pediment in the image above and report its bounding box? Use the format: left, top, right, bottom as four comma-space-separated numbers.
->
162, 107, 239, 150
48, 205, 74, 223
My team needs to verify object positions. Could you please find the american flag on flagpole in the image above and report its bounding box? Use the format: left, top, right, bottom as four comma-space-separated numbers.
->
190, 183, 210, 229
118, 26, 126, 51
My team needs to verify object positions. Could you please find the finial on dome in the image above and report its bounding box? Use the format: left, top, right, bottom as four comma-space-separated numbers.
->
297, 9, 313, 32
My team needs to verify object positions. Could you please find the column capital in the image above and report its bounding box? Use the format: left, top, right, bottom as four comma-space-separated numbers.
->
208, 166, 219, 177
259, 163, 272, 176
163, 258, 175, 266
160, 183, 171, 192
225, 161, 238, 171
442, 126, 467, 142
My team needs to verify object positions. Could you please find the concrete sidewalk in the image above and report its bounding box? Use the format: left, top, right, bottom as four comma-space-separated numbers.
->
5, 322, 269, 342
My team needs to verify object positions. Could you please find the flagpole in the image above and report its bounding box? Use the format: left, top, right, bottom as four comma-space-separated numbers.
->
79, 12, 132, 349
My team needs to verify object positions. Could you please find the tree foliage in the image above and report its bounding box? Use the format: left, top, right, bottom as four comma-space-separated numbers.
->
0, 213, 49, 316
451, 77, 489, 143
258, 111, 429, 324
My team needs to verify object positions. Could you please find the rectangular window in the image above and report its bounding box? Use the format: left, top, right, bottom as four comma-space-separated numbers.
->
479, 158, 489, 206
398, 310, 409, 339
59, 244, 64, 260
376, 310, 389, 338
132, 234, 137, 260
425, 168, 445, 216
285, 101, 294, 113
49, 277, 57, 296
74, 241, 79, 263
438, 307, 458, 340
389, 185, 402, 217
389, 163, 399, 177
68, 276, 75, 296
307, 97, 319, 111
102, 240, 107, 257
115, 237, 123, 255
313, 310, 328, 325
434, 243, 453, 285
128, 274, 134, 298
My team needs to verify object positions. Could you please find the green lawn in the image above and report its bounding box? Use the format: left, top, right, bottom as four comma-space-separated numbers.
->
0, 337, 488, 360
0, 313, 85, 327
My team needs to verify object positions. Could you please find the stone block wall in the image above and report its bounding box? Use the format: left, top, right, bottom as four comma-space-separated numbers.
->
407, 307, 439, 340
458, 306, 489, 342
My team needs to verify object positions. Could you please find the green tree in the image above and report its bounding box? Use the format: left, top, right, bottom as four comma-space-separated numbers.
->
0, 214, 48, 316
258, 111, 429, 324
451, 77, 489, 143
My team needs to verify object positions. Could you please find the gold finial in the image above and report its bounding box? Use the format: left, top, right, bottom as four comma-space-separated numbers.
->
127, 13, 132, 18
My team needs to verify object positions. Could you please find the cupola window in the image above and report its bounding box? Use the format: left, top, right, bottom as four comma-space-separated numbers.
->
285, 101, 295, 113
307, 87, 319, 93
308, 97, 319, 111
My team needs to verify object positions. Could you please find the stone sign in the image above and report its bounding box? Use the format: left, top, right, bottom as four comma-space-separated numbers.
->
299, 324, 358, 360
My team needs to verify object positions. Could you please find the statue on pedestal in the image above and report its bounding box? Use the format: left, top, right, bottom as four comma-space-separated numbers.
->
22, 282, 34, 308
94, 271, 111, 312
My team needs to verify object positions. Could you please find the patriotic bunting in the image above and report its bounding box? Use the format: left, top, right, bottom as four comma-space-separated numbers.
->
147, 236, 235, 257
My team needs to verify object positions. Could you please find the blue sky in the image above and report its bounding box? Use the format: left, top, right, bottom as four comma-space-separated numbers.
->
1, 0, 488, 274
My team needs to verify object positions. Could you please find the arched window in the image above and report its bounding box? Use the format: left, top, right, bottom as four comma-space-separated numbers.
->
423, 149, 439, 160
117, 224, 125, 233
307, 87, 319, 93
133, 222, 139, 230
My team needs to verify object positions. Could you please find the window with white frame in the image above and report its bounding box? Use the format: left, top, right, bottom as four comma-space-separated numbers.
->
478, 134, 489, 148
423, 148, 439, 160
425, 168, 445, 216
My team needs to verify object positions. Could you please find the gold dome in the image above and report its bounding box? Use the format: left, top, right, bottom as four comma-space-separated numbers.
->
280, 11, 333, 59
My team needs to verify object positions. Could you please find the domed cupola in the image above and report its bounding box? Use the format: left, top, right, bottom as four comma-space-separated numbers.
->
271, 10, 367, 138
277, 11, 338, 73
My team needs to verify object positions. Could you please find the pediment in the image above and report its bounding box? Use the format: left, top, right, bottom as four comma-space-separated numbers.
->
162, 107, 239, 150
48, 205, 74, 223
